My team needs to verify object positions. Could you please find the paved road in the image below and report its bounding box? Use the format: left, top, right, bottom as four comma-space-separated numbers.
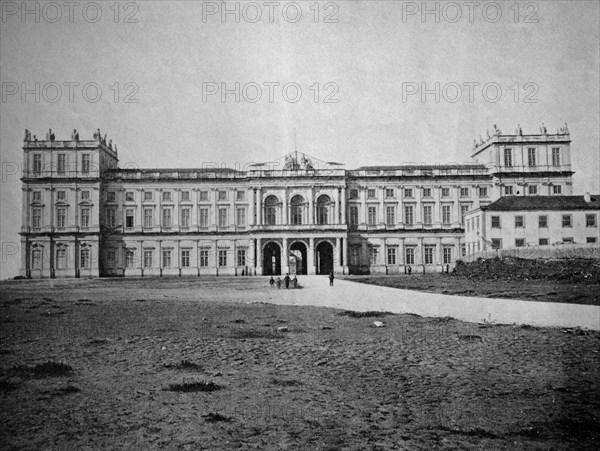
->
261, 275, 600, 330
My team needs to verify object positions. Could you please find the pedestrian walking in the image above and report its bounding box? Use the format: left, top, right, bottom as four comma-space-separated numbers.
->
276, 277, 282, 289
269, 276, 275, 289
329, 270, 334, 286
284, 273, 290, 289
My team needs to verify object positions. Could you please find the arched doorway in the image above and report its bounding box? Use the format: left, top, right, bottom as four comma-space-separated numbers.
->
289, 241, 307, 275
263, 242, 281, 275
316, 241, 334, 275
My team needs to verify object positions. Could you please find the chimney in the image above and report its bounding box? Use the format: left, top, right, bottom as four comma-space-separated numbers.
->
584, 192, 591, 203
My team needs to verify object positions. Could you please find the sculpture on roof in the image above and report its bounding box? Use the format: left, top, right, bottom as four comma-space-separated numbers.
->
540, 123, 547, 134
71, 129, 79, 141
23, 129, 31, 142
516, 124, 523, 135
493, 124, 501, 135
283, 154, 295, 170
301, 154, 313, 170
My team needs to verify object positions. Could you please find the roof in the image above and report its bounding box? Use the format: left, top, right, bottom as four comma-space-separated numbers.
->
109, 168, 241, 174
481, 195, 600, 212
354, 164, 486, 171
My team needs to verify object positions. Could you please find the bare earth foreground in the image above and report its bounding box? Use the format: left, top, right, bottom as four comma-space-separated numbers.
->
1, 278, 599, 450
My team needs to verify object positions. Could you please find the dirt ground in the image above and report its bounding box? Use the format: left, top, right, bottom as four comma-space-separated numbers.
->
1, 277, 599, 450
345, 274, 600, 306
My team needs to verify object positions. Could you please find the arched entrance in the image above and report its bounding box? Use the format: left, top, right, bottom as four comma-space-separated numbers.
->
316, 241, 334, 275
289, 241, 307, 275
263, 242, 281, 276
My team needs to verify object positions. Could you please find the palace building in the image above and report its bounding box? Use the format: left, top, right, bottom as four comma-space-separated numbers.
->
19, 125, 575, 278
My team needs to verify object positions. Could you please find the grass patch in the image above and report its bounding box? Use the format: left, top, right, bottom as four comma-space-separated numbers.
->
202, 412, 233, 423
167, 380, 222, 393
0, 378, 19, 392
163, 360, 203, 371
270, 378, 303, 387
338, 310, 395, 318
9, 361, 74, 378
458, 334, 483, 341
230, 328, 285, 339
42, 385, 81, 397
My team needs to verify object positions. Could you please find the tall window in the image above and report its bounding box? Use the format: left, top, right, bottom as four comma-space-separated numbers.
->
162, 250, 171, 268
57, 154, 66, 174
265, 196, 278, 225
126, 209, 134, 228
181, 250, 190, 267
56, 247, 67, 269
56, 207, 66, 228
81, 207, 91, 228
404, 188, 413, 198
538, 215, 548, 228
317, 195, 330, 225
460, 187, 469, 198
199, 208, 209, 227
387, 247, 396, 265
350, 247, 359, 265
181, 208, 191, 228
478, 187, 488, 198
126, 250, 134, 268
290, 195, 304, 225
442, 205, 451, 225
422, 188, 432, 198
32, 207, 42, 229
370, 247, 378, 265
527, 148, 536, 167
368, 206, 377, 226
404, 205, 414, 226
236, 208, 246, 227
491, 216, 501, 228
528, 185, 538, 195
515, 215, 524, 228
143, 208, 153, 228
162, 208, 172, 227
424, 246, 434, 265
504, 148, 512, 167
219, 250, 227, 267
552, 148, 560, 166
386, 206, 395, 225
349, 206, 359, 226
460, 204, 470, 225
423, 205, 432, 225
443, 247, 452, 264
237, 249, 246, 267
32, 249, 42, 269
200, 250, 209, 267
33, 154, 42, 174
218, 208, 228, 227
82, 154, 90, 173
562, 214, 572, 228
505, 186, 514, 195
586, 214, 597, 227
143, 250, 153, 268
405, 247, 415, 265
553, 185, 562, 194
80, 248, 90, 268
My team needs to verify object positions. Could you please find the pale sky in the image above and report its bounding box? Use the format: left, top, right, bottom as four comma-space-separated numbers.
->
1, 0, 599, 278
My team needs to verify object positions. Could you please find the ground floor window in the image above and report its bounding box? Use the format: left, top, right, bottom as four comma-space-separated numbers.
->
106, 250, 115, 268
350, 247, 359, 265
387, 247, 396, 265
143, 250, 153, 268
181, 250, 190, 267
57, 247, 67, 269
219, 250, 227, 267
162, 250, 172, 268
126, 250, 135, 268
405, 247, 415, 265
515, 239, 525, 247
442, 246, 452, 264
370, 247, 378, 265
32, 249, 42, 269
491, 239, 502, 250
200, 250, 209, 267
424, 246, 435, 264
237, 249, 246, 267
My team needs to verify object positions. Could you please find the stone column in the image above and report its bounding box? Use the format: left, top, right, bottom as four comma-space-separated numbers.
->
257, 188, 262, 226
335, 237, 343, 273
255, 238, 262, 275
214, 240, 219, 276
282, 237, 289, 274
343, 237, 349, 274
308, 188, 314, 225
282, 191, 288, 225
341, 187, 347, 224
308, 237, 315, 275
379, 186, 385, 225
335, 189, 340, 224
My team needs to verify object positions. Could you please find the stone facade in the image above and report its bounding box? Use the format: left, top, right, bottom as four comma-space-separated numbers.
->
20, 127, 574, 278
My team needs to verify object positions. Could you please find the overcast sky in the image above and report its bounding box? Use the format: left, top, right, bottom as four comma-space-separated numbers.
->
1, 0, 599, 278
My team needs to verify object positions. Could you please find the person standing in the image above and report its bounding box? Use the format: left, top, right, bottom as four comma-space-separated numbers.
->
284, 273, 291, 289
329, 270, 334, 286
276, 277, 282, 289
292, 276, 298, 288
269, 276, 275, 289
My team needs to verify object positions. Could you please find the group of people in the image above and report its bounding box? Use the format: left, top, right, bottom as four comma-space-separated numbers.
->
270, 273, 298, 289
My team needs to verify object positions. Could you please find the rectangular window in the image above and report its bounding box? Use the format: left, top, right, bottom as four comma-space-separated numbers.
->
370, 247, 378, 265
422, 188, 432, 198
442, 205, 451, 225
515, 239, 525, 247
199, 208, 209, 227
386, 206, 395, 225
504, 148, 512, 167
199, 191, 209, 201
33, 154, 42, 173
515, 215, 524, 228
81, 208, 91, 228
57, 190, 66, 201
143, 208, 153, 228
553, 185, 562, 195
125, 191, 134, 202
460, 187, 469, 198
586, 214, 597, 227
387, 248, 396, 265
218, 190, 227, 201
527, 148, 536, 167
349, 189, 358, 199
368, 206, 377, 226
236, 208, 246, 226
528, 185, 538, 195
539, 238, 549, 246
562, 214, 572, 228
126, 250, 134, 268
385, 188, 394, 198
460, 204, 470, 225
181, 191, 190, 202
538, 215, 548, 228
349, 206, 359, 226
404, 188, 413, 198
143, 250, 153, 268
424, 246, 434, 265
144, 191, 153, 201
350, 247, 359, 265
441, 187, 450, 198
478, 187, 488, 198
491, 216, 501, 228
181, 208, 191, 228
491, 239, 502, 250
552, 148, 560, 166
405, 247, 415, 265
162, 191, 171, 202
32, 249, 42, 269
57, 154, 66, 174
218, 208, 228, 227
56, 207, 66, 228
82, 154, 90, 173
162, 208, 172, 227
504, 185, 514, 195
367, 189, 376, 199
219, 250, 227, 267
443, 247, 452, 264
200, 250, 209, 267
32, 191, 42, 202
587, 237, 597, 243
563, 237, 574, 244
237, 249, 246, 267
404, 205, 414, 226
56, 248, 67, 269
423, 205, 432, 225
80, 248, 90, 268
236, 191, 245, 201
105, 192, 114, 202
32, 207, 42, 228
126, 209, 134, 228
162, 250, 171, 268
181, 250, 190, 267
81, 190, 90, 200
